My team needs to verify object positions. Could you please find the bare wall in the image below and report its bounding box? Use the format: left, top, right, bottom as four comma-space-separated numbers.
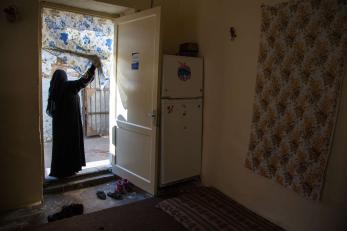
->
184, 0, 347, 230
0, 0, 42, 211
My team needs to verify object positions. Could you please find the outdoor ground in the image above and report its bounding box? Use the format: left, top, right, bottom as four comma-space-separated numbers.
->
44, 136, 110, 172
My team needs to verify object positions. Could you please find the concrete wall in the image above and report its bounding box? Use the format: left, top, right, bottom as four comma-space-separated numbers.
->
182, 0, 347, 230
0, 0, 42, 210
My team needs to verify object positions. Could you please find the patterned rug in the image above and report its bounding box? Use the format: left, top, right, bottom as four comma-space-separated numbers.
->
157, 187, 285, 231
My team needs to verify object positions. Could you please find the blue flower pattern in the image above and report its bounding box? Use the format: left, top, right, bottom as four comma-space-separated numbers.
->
105, 39, 112, 51
42, 8, 114, 81
59, 32, 69, 45
82, 35, 90, 45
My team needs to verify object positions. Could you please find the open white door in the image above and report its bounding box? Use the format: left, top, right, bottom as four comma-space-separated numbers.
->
111, 7, 161, 195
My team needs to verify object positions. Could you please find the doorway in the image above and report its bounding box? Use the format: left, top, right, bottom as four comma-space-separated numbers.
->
41, 6, 114, 180
40, 3, 162, 195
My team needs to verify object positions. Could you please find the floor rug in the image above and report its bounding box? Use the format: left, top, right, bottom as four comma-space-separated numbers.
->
157, 187, 285, 231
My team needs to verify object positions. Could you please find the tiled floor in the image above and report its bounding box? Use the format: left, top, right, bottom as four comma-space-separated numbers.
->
0, 181, 151, 231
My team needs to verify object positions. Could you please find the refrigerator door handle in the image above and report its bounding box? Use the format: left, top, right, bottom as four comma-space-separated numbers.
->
148, 110, 157, 118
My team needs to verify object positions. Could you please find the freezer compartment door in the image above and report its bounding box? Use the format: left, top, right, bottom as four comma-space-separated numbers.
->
160, 99, 202, 185
162, 55, 203, 98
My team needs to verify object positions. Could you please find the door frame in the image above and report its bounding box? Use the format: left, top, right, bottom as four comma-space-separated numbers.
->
111, 6, 162, 195
38, 2, 118, 183
38, 2, 163, 195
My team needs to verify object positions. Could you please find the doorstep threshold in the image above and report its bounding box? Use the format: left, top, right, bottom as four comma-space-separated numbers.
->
44, 164, 116, 194
44, 159, 111, 180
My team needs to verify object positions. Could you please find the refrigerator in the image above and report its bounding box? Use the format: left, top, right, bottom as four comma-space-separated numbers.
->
160, 55, 203, 186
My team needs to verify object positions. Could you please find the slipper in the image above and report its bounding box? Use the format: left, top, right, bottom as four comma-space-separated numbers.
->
107, 191, 122, 200
96, 191, 106, 200
48, 203, 83, 222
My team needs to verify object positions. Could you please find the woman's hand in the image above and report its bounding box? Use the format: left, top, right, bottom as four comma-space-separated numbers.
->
91, 55, 101, 68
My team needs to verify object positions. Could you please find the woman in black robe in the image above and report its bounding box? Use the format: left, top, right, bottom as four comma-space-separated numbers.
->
47, 58, 100, 178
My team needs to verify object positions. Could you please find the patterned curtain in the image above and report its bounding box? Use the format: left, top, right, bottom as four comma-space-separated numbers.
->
41, 7, 114, 85
245, 0, 347, 200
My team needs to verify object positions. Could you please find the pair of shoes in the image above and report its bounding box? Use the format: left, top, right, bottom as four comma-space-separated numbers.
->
105, 179, 132, 200
47, 203, 84, 222
97, 190, 121, 200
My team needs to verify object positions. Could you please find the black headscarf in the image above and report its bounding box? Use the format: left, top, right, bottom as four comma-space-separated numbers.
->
46, 69, 68, 117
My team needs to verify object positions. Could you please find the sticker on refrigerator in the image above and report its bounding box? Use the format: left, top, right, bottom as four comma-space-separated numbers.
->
177, 62, 191, 81
131, 52, 140, 70
167, 105, 174, 114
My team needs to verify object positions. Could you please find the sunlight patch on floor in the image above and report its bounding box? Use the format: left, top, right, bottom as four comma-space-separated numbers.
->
45, 159, 111, 178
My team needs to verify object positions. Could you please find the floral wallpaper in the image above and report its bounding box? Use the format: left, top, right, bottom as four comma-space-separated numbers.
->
245, 0, 347, 200
41, 7, 114, 84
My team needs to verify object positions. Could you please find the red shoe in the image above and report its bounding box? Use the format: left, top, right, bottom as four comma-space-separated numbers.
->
115, 179, 125, 194
122, 179, 132, 193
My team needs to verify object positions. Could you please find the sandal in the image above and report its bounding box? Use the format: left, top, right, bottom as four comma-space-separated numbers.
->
107, 191, 122, 200
96, 191, 106, 200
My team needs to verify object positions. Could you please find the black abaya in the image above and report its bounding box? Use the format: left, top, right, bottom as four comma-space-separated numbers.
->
49, 65, 96, 178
